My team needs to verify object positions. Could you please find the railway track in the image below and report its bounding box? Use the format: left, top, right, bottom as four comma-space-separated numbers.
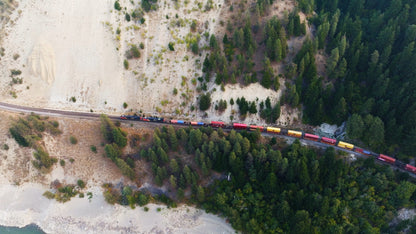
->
0, 102, 414, 178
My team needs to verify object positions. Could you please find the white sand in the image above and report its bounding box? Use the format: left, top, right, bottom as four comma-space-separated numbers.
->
0, 0, 301, 124
0, 0, 126, 112
0, 184, 234, 234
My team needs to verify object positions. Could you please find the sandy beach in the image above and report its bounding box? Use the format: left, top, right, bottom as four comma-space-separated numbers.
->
0, 183, 234, 234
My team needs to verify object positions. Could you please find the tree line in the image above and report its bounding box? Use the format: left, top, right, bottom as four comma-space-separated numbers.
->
113, 124, 416, 233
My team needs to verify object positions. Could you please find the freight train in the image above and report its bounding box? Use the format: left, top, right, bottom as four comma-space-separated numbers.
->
120, 115, 416, 175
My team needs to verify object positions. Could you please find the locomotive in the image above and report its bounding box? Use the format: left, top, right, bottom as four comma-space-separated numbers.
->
120, 115, 416, 175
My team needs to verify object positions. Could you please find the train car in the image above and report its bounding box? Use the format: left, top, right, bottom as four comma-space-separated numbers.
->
321, 137, 336, 145
120, 115, 128, 120
288, 130, 302, 138
250, 125, 264, 132
362, 150, 371, 156
354, 147, 371, 155
266, 127, 281, 134
147, 117, 164, 122
211, 121, 225, 128
377, 154, 396, 164
171, 120, 185, 124
337, 141, 354, 150
304, 133, 319, 141
190, 121, 205, 126
405, 164, 416, 174
233, 123, 248, 130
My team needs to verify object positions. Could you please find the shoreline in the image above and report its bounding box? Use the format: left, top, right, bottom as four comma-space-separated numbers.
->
0, 183, 234, 234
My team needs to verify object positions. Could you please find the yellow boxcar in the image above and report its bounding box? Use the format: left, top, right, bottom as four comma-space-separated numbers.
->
337, 141, 354, 150
288, 130, 302, 138
266, 127, 281, 134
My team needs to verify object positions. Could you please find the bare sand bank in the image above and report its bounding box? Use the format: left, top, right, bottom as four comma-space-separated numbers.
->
0, 183, 234, 234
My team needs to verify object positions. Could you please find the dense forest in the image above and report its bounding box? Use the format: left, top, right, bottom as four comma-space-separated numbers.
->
200, 0, 416, 159
294, 0, 416, 160
104, 122, 416, 233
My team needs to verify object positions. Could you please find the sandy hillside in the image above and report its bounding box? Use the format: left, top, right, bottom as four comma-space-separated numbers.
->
0, 110, 233, 233
0, 0, 304, 125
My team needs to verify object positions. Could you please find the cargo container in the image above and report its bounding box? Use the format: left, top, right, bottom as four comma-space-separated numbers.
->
233, 123, 248, 130
288, 130, 302, 138
405, 164, 416, 173
266, 127, 281, 134
378, 154, 396, 164
210, 121, 225, 128
190, 121, 204, 126
304, 133, 319, 141
321, 137, 336, 145
337, 141, 354, 150
171, 120, 185, 124
250, 125, 264, 131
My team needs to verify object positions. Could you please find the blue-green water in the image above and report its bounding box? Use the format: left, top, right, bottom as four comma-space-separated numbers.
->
0, 224, 45, 234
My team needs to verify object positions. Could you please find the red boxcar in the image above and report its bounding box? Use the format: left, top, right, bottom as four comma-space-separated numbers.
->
354, 147, 364, 154
304, 133, 319, 141
211, 121, 225, 128
378, 154, 396, 164
405, 164, 416, 173
250, 125, 264, 132
233, 123, 248, 130
321, 137, 336, 145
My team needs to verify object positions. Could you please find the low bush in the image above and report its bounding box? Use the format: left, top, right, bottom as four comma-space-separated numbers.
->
70, 136, 78, 144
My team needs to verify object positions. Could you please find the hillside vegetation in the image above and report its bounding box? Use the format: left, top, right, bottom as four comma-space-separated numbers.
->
103, 123, 416, 233
286, 0, 416, 158
201, 0, 416, 158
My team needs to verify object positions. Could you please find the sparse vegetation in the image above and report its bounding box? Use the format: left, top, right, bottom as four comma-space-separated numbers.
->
9, 114, 61, 171
77, 179, 86, 189
114, 1, 121, 11
69, 136, 78, 144
126, 44, 140, 59
90, 145, 97, 153
10, 69, 21, 76
199, 93, 211, 111
168, 42, 175, 51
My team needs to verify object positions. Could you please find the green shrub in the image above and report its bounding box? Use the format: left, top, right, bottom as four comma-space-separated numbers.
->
123, 102, 128, 109
10, 69, 21, 76
77, 179, 86, 189
70, 136, 78, 144
70, 96, 76, 102
144, 207, 149, 212
114, 1, 121, 10
123, 59, 129, 69
168, 42, 175, 51
60, 159, 65, 166
43, 191, 55, 199
199, 93, 211, 111
90, 145, 97, 153
3, 144, 9, 150
9, 127, 29, 147
125, 13, 131, 22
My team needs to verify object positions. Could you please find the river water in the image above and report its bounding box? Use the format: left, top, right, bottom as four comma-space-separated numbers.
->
0, 224, 45, 233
